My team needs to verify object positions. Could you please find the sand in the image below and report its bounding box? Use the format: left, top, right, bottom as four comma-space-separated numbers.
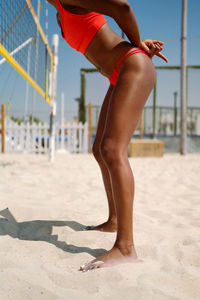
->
0, 153, 200, 300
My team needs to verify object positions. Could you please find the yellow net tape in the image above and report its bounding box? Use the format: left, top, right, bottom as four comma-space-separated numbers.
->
0, 0, 53, 103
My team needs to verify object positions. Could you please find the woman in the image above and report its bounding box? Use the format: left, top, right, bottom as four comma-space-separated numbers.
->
48, 0, 168, 272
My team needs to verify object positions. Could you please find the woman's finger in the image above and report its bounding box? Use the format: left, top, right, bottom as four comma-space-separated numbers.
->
151, 45, 161, 56
142, 43, 150, 54
156, 52, 168, 63
153, 40, 164, 45
154, 44, 161, 51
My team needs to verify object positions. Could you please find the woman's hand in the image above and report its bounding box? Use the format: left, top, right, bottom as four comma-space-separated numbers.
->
139, 39, 168, 63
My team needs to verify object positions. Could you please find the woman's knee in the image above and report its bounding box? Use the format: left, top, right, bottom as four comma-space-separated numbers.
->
100, 138, 123, 168
92, 142, 102, 162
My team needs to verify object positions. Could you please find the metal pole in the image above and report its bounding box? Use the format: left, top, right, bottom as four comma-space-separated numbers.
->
61, 92, 65, 150
1, 104, 5, 153
152, 79, 157, 138
44, 1, 49, 101
45, 0, 48, 41
79, 70, 86, 123
31, 0, 41, 123
49, 34, 59, 162
174, 92, 178, 135
190, 108, 193, 135
24, 42, 32, 122
0, 37, 33, 65
180, 0, 187, 154
88, 103, 92, 153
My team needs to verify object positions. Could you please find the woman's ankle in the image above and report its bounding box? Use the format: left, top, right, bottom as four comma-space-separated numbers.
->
108, 215, 117, 223
114, 241, 135, 255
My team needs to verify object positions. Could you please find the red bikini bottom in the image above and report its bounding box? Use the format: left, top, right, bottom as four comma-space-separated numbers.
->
109, 47, 147, 86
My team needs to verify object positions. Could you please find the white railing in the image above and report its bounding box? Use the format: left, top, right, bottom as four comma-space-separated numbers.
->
0, 118, 88, 154
55, 121, 89, 153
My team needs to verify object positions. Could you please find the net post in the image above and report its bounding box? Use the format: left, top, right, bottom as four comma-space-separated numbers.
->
180, 0, 187, 154
60, 92, 65, 150
24, 42, 32, 123
45, 46, 49, 102
49, 34, 59, 162
31, 0, 41, 122
174, 92, 178, 135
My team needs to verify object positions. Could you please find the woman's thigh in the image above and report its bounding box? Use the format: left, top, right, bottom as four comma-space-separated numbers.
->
93, 84, 114, 149
102, 53, 156, 151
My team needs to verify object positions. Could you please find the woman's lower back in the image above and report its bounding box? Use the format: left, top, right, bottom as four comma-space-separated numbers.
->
84, 23, 135, 78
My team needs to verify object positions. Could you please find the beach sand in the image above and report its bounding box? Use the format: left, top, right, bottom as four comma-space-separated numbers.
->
0, 153, 200, 300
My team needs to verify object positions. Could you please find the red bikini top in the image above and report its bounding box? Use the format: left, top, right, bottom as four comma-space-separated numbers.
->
55, 0, 107, 54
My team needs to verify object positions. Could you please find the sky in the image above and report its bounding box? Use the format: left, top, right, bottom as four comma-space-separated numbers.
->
0, 0, 200, 122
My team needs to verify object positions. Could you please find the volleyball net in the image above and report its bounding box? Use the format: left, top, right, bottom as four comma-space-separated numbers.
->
0, 0, 53, 104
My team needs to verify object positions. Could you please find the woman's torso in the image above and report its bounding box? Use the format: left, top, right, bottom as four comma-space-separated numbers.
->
56, 1, 134, 78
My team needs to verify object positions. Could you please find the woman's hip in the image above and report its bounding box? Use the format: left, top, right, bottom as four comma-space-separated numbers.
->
109, 46, 150, 86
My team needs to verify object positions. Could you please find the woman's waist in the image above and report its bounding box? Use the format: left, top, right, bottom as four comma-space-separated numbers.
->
84, 24, 135, 78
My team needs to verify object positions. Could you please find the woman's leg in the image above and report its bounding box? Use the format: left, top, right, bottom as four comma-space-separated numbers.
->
80, 53, 156, 271
88, 84, 117, 232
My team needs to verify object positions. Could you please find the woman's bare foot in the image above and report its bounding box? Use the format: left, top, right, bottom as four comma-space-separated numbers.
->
79, 244, 142, 272
83, 218, 117, 232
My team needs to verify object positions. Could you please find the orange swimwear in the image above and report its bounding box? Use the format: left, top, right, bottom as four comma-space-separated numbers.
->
55, 1, 148, 86
109, 47, 147, 86
55, 0, 106, 54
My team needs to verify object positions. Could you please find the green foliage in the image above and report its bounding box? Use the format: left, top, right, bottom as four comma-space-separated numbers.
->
10, 115, 43, 125
27, 115, 43, 125
79, 71, 86, 123
10, 116, 24, 125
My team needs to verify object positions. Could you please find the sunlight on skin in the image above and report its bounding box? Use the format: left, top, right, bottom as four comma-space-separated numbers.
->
79, 246, 143, 272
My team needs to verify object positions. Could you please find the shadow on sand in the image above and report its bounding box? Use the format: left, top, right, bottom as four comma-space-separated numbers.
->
0, 208, 106, 258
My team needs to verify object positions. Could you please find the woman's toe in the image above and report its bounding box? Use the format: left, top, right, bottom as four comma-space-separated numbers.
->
79, 260, 105, 272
